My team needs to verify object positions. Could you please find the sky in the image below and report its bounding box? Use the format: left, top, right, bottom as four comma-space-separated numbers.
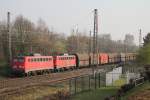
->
0, 0, 150, 45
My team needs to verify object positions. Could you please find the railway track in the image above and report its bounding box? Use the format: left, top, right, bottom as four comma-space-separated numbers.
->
0, 68, 93, 96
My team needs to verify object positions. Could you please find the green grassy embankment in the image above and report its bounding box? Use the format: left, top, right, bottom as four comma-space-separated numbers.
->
72, 87, 119, 100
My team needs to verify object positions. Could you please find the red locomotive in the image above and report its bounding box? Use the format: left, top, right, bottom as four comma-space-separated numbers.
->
54, 55, 76, 70
12, 56, 54, 75
99, 53, 109, 64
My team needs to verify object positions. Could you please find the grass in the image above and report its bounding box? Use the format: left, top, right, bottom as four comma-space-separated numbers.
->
121, 81, 150, 100
72, 87, 119, 100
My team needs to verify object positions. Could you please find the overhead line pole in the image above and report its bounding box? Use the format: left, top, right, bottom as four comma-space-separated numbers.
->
7, 12, 12, 63
95, 9, 99, 68
93, 9, 98, 74
93, 10, 96, 72
89, 30, 92, 54
89, 30, 92, 67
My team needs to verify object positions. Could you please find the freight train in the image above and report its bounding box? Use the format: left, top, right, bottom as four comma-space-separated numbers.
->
12, 53, 136, 76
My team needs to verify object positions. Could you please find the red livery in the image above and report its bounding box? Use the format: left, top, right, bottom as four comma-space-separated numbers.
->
54, 55, 76, 69
12, 56, 53, 74
99, 53, 109, 64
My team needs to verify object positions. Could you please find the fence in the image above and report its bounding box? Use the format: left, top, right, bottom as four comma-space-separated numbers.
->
69, 73, 105, 95
68, 71, 128, 95
134, 77, 145, 86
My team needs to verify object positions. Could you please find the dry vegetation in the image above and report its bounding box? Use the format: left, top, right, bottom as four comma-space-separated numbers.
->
1, 83, 69, 100
128, 87, 150, 100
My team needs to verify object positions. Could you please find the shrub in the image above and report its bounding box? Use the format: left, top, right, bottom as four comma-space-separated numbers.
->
120, 84, 134, 93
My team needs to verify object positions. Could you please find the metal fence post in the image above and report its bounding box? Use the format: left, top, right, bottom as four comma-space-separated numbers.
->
81, 76, 83, 92
95, 73, 97, 89
81, 76, 84, 91
98, 73, 100, 88
74, 77, 77, 94
112, 73, 113, 86
69, 79, 72, 95
89, 75, 91, 90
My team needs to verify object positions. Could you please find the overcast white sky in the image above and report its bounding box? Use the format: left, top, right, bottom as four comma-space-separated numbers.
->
0, 0, 150, 44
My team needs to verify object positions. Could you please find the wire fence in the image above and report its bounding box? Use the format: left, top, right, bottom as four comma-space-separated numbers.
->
69, 73, 104, 95
68, 71, 129, 95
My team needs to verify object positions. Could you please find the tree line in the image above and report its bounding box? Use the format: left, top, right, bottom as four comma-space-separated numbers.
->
0, 15, 137, 63
137, 33, 150, 65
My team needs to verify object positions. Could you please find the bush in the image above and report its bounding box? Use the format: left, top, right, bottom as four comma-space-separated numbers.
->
120, 84, 134, 93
